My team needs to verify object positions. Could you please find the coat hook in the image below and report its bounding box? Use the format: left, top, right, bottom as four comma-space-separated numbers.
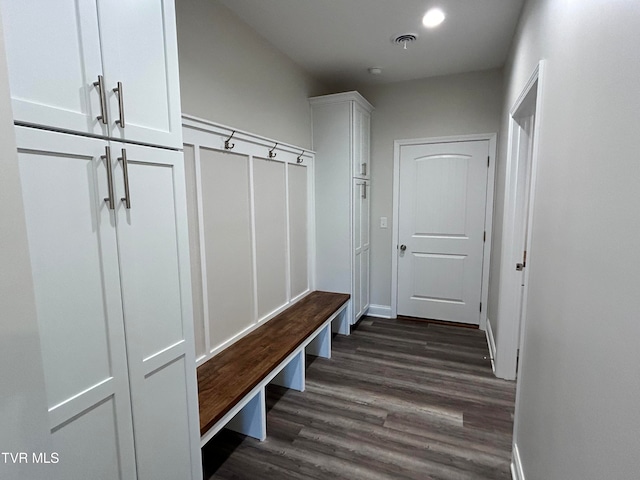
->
224, 130, 236, 150
296, 150, 304, 164
269, 143, 278, 159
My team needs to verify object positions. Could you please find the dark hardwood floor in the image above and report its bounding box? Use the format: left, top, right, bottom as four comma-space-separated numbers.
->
202, 317, 516, 480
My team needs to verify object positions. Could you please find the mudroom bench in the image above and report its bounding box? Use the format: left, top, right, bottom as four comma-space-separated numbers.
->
197, 291, 350, 446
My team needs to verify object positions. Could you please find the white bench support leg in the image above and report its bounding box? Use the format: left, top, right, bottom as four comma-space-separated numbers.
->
225, 387, 266, 441
332, 308, 350, 336
272, 351, 305, 392
307, 324, 331, 359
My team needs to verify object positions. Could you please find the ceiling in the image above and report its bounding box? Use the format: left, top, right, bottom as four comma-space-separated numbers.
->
219, 0, 525, 88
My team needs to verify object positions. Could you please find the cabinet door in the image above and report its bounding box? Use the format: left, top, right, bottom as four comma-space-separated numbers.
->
353, 179, 363, 252
353, 251, 362, 322
1, 0, 107, 136
362, 111, 371, 179
361, 248, 370, 313
362, 180, 370, 250
352, 104, 363, 177
112, 143, 201, 480
361, 180, 370, 313
352, 179, 364, 322
98, 0, 182, 149
352, 105, 370, 179
15, 127, 136, 479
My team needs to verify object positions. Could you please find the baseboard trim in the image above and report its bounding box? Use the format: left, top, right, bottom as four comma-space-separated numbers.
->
511, 443, 525, 480
366, 304, 392, 319
486, 317, 497, 373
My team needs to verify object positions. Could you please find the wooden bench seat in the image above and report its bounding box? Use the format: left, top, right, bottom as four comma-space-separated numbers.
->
197, 291, 350, 444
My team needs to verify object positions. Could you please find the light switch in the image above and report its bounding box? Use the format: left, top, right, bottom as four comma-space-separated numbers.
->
380, 216, 388, 228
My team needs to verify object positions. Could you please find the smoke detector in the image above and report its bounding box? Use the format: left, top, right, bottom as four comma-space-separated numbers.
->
392, 33, 418, 50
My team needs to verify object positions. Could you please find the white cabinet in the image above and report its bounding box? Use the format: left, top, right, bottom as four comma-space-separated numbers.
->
4, 1, 200, 477
15, 126, 201, 479
311, 92, 373, 325
16, 128, 138, 480
0, 0, 182, 149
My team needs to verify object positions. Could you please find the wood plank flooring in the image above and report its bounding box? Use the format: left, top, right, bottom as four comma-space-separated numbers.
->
202, 317, 516, 480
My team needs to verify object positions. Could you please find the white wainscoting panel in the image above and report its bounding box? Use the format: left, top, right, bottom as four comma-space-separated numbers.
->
182, 116, 315, 366
200, 149, 254, 350
288, 163, 309, 299
253, 157, 288, 320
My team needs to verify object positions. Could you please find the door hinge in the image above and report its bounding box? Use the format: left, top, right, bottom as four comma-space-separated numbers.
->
479, 302, 482, 313
487, 156, 490, 168
483, 231, 486, 243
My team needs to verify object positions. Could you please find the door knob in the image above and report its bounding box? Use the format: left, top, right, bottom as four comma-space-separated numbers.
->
516, 263, 524, 271
400, 245, 407, 252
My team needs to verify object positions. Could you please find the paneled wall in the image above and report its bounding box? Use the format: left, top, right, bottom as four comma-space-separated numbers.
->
182, 116, 314, 364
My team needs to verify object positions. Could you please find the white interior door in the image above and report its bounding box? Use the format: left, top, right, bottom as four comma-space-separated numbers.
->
15, 127, 136, 479
397, 140, 489, 325
514, 115, 535, 349
112, 143, 201, 480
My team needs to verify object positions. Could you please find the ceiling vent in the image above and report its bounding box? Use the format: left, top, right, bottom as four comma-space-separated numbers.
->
392, 33, 418, 49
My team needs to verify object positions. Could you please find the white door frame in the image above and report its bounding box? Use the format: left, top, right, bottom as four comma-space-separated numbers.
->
494, 61, 545, 381
391, 133, 497, 329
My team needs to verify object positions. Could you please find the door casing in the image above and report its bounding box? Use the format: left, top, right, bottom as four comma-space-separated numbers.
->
391, 133, 497, 330
495, 62, 545, 385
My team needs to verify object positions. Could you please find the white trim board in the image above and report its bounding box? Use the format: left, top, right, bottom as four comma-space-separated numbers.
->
511, 443, 526, 480
366, 304, 392, 319
182, 114, 316, 158
485, 317, 496, 373
391, 133, 497, 330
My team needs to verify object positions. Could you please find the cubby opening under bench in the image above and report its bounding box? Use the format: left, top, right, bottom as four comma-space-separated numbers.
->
197, 291, 350, 445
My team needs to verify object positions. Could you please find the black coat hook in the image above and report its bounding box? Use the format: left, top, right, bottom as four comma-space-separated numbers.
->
269, 143, 278, 159
224, 130, 236, 150
296, 150, 304, 164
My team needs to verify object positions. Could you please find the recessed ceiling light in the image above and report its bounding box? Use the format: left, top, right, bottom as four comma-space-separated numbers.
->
368, 67, 383, 75
423, 8, 446, 28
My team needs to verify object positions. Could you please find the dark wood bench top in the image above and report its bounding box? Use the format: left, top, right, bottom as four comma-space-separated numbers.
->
197, 290, 350, 435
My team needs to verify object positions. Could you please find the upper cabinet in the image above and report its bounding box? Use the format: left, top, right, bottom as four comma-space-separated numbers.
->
353, 104, 371, 179
0, 0, 182, 149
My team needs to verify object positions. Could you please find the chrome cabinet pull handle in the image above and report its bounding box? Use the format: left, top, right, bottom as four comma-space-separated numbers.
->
119, 148, 131, 209
93, 75, 108, 125
362, 183, 368, 199
102, 146, 115, 210
113, 81, 125, 128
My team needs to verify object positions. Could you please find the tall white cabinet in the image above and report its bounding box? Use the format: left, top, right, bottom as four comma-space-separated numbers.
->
2, 2, 201, 479
311, 92, 373, 325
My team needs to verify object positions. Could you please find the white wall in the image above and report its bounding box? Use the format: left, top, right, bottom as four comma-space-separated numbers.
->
176, 0, 328, 149
358, 69, 503, 310
500, 0, 640, 478
0, 10, 53, 480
